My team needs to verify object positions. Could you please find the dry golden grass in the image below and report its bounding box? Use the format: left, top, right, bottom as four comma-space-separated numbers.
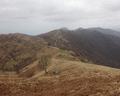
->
1, 59, 120, 96
1, 46, 120, 96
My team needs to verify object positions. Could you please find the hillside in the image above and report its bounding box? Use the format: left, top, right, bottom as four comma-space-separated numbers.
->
38, 29, 120, 68
0, 33, 47, 71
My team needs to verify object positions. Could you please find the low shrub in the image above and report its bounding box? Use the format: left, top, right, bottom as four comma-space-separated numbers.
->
61, 50, 67, 54
25, 70, 35, 78
84, 60, 89, 63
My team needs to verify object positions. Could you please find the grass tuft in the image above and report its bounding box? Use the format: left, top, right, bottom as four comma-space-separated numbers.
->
61, 50, 67, 54
84, 60, 89, 63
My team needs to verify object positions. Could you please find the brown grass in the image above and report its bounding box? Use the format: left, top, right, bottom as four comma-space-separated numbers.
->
1, 46, 120, 96
1, 64, 120, 96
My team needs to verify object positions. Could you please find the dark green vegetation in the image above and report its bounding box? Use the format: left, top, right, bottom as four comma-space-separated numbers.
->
1, 27, 120, 72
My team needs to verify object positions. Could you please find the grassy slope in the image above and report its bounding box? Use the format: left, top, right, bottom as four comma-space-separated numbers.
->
0, 47, 120, 96
1, 47, 120, 95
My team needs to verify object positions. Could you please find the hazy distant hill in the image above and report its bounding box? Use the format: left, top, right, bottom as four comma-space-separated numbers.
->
76, 27, 120, 37
39, 29, 120, 68
75, 27, 84, 31
89, 27, 120, 37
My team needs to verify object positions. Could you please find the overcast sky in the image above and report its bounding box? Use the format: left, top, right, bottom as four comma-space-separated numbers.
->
0, 0, 120, 35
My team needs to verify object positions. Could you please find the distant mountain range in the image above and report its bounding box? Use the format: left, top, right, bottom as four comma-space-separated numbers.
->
76, 27, 120, 37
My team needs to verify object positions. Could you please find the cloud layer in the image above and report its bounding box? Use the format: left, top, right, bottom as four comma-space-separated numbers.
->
0, 0, 120, 35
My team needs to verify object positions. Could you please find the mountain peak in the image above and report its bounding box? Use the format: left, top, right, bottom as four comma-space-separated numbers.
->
75, 27, 84, 31
60, 27, 69, 30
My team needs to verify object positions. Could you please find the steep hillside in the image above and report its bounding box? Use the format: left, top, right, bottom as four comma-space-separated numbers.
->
38, 29, 120, 68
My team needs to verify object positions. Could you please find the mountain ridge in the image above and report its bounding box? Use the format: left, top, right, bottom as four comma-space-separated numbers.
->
1, 27, 120, 71
38, 28, 120, 68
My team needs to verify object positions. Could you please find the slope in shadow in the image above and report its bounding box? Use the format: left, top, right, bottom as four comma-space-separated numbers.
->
39, 29, 120, 68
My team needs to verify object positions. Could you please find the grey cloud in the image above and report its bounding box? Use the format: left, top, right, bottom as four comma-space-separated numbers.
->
13, 16, 30, 20
107, 4, 120, 12
43, 7, 104, 23
0, 0, 10, 7
0, 0, 120, 35
103, 1, 120, 12
44, 15, 79, 23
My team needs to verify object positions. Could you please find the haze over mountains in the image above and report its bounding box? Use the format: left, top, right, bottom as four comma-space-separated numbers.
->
0, 27, 120, 71
76, 27, 120, 37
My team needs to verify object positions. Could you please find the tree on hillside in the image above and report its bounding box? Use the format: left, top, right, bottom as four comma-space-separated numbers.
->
13, 64, 20, 74
38, 55, 51, 73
